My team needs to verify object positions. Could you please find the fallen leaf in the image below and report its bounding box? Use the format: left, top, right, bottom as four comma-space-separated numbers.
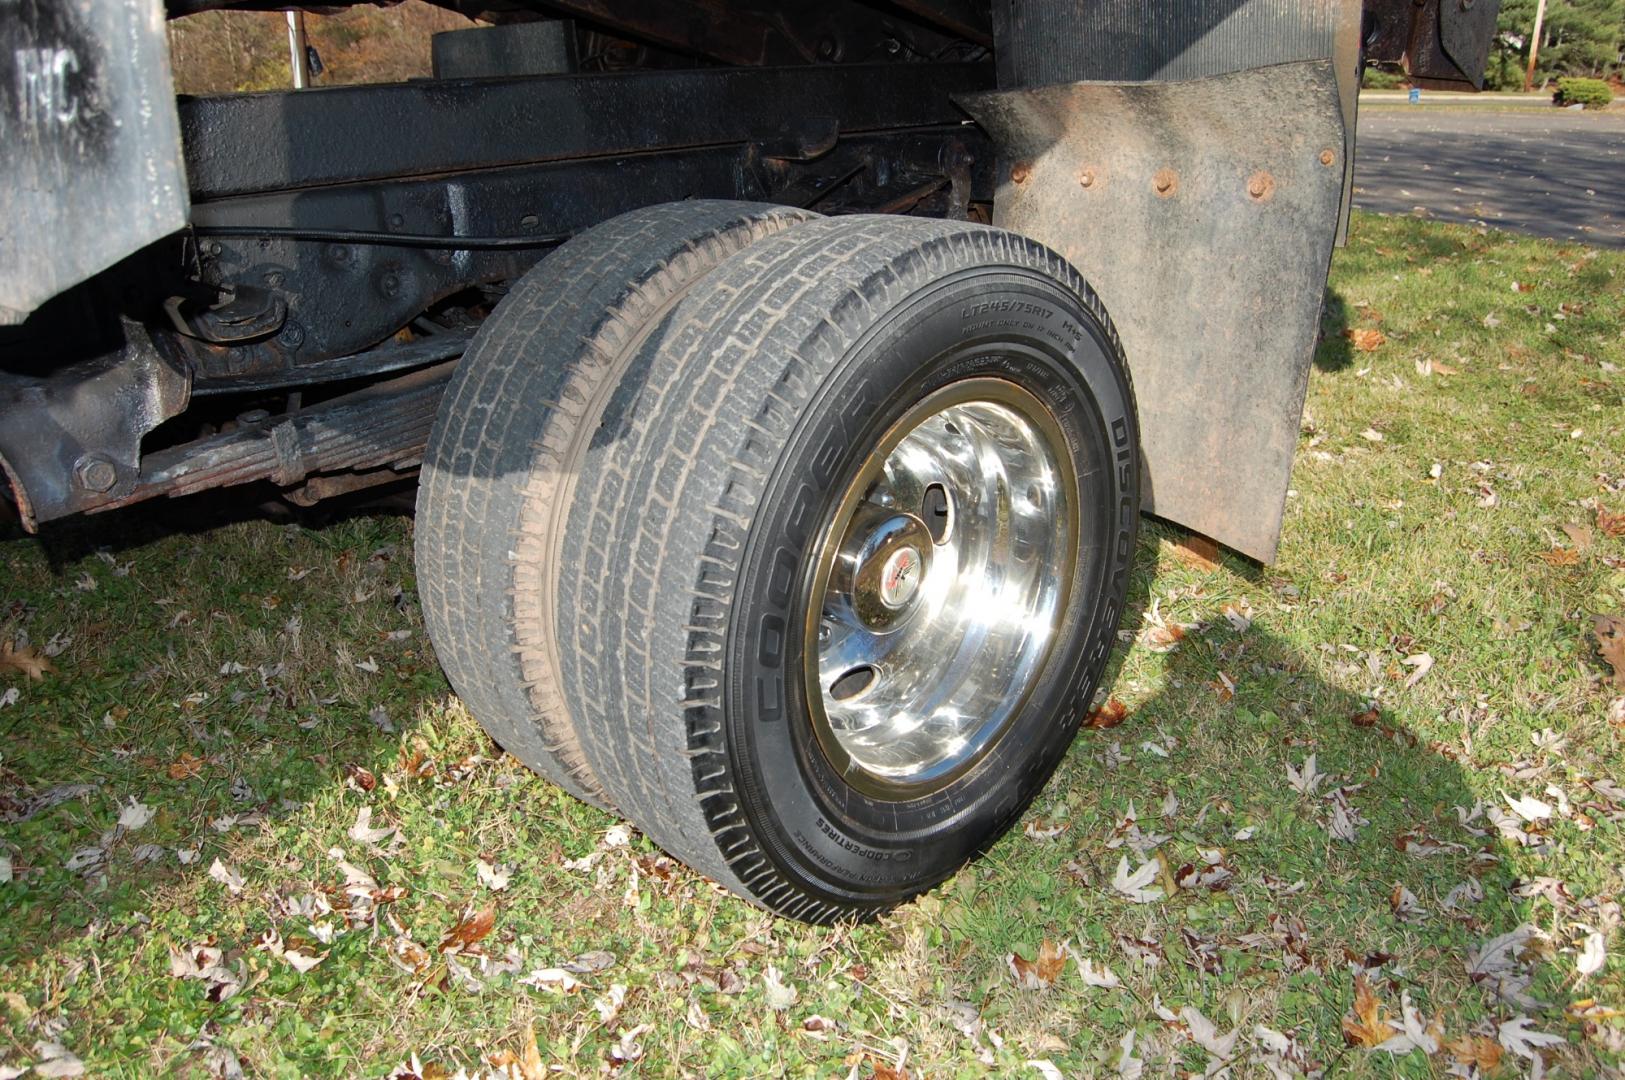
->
1360, 427, 1385, 443
348, 806, 398, 847
258, 928, 327, 973
1075, 956, 1121, 988
1562, 523, 1595, 550
343, 764, 377, 792
1221, 602, 1252, 633
167, 753, 205, 781
476, 859, 511, 891
1576, 931, 1606, 979
1341, 974, 1396, 1047
1401, 652, 1434, 689
1389, 884, 1426, 923
564, 950, 616, 974
1008, 939, 1070, 990
801, 1014, 838, 1037
117, 798, 154, 831
1350, 706, 1382, 728
1498, 1016, 1565, 1060
1503, 792, 1553, 823
1447, 1034, 1503, 1072
1597, 506, 1625, 538
30, 1042, 85, 1078
1084, 699, 1129, 730
1346, 328, 1386, 352
517, 967, 581, 993
1022, 818, 1068, 841
762, 965, 799, 1009
1286, 754, 1323, 796
1111, 857, 1164, 904
439, 904, 496, 954
208, 858, 245, 895
1593, 615, 1625, 688
592, 983, 628, 1025
0, 641, 54, 682
1539, 547, 1581, 566
517, 1023, 546, 1080
1139, 624, 1185, 652
1116, 1030, 1144, 1079
1180, 1005, 1239, 1061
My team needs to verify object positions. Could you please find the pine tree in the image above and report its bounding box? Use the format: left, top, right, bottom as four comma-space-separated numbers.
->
1492, 0, 1625, 87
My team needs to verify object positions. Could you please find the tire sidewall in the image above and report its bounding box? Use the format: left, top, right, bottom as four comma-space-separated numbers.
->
725, 263, 1138, 909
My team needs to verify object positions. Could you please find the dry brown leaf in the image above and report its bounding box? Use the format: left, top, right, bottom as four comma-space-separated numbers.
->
1432, 361, 1459, 376
870, 1060, 909, 1080
1084, 699, 1129, 730
1447, 1034, 1504, 1071
518, 1022, 546, 1080
1341, 974, 1396, 1048
1008, 939, 1069, 990
387, 935, 432, 975
1597, 507, 1625, 538
167, 752, 206, 781
1562, 524, 1595, 551
1350, 706, 1382, 729
439, 904, 496, 954
1594, 615, 1625, 689
1140, 624, 1186, 652
1538, 547, 1581, 566
0, 640, 55, 682
1345, 328, 1387, 352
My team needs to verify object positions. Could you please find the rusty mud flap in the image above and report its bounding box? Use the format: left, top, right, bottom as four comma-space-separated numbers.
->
960, 61, 1344, 562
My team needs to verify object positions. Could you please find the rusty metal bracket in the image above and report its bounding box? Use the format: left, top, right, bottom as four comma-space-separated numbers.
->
959, 61, 1345, 562
0, 321, 191, 531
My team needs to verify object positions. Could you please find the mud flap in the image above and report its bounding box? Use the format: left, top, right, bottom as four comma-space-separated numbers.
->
959, 61, 1344, 563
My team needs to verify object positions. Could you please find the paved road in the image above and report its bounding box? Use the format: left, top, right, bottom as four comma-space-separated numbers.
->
1353, 108, 1625, 247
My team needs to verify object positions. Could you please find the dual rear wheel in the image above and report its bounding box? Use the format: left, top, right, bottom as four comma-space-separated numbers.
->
416, 201, 1138, 922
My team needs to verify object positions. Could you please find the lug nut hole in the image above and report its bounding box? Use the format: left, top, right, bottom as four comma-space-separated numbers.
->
830, 665, 879, 702
923, 483, 952, 544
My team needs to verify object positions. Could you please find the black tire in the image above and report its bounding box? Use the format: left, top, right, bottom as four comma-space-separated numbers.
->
415, 200, 817, 806
556, 215, 1139, 922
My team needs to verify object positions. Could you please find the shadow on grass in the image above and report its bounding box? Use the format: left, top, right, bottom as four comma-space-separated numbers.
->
1314, 288, 1355, 373
3, 480, 419, 573
0, 493, 441, 963
0, 505, 1550, 1070
954, 524, 1548, 1066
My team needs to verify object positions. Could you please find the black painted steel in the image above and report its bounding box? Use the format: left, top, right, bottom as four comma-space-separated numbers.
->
178, 63, 992, 199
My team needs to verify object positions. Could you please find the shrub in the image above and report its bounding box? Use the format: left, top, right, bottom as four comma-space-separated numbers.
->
1554, 77, 1614, 109
1362, 66, 1408, 90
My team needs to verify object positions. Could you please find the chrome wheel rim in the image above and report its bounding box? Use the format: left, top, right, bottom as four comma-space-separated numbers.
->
802, 377, 1079, 798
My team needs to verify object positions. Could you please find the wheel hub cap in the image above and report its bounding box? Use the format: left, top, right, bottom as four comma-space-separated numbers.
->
803, 377, 1078, 797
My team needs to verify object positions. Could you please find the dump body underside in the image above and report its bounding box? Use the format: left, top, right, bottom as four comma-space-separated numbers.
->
0, 0, 1499, 558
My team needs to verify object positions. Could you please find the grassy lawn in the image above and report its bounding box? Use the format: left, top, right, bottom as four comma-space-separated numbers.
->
1, 212, 1621, 1078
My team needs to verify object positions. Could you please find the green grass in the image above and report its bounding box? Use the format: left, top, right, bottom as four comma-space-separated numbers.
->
1, 212, 1622, 1077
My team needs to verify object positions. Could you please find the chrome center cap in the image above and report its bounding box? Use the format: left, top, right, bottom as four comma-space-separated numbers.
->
879, 546, 922, 608
831, 507, 934, 632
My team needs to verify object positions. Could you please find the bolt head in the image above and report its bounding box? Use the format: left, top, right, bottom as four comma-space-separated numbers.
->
1010, 162, 1032, 185
73, 455, 117, 494
1319, 148, 1337, 167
